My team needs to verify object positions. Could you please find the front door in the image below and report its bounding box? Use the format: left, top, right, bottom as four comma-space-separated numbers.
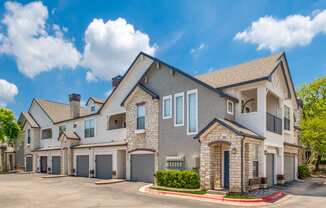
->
224, 151, 230, 188
266, 153, 274, 187
40, 156, 47, 173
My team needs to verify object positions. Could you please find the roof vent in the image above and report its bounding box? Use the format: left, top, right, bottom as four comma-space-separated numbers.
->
112, 75, 123, 88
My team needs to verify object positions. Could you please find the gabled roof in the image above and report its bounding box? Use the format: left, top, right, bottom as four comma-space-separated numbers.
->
33, 99, 93, 124
121, 83, 159, 106
194, 118, 264, 140
58, 131, 80, 141
86, 97, 104, 106
196, 52, 283, 89
19, 112, 40, 128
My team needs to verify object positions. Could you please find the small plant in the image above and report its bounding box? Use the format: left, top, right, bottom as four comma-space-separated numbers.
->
298, 165, 310, 179
155, 170, 200, 189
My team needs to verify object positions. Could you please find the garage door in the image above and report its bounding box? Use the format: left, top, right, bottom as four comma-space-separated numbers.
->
40, 156, 47, 173
95, 155, 113, 179
52, 156, 61, 175
131, 154, 154, 183
76, 155, 89, 177
284, 155, 295, 182
26, 157, 33, 172
266, 153, 274, 187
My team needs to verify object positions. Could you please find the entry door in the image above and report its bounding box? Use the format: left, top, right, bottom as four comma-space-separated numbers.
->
26, 157, 33, 172
266, 153, 274, 187
224, 151, 230, 188
284, 155, 295, 182
40, 156, 47, 173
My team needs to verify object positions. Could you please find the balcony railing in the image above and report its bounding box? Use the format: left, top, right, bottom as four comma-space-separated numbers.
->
266, 113, 282, 135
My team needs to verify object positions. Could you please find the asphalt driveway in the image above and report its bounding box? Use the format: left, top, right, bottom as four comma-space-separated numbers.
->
0, 173, 325, 208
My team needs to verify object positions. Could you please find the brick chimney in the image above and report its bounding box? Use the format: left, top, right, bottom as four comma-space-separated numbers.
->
69, 93, 81, 118
112, 75, 122, 88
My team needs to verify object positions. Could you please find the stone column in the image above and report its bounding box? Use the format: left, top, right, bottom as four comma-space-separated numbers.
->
200, 141, 211, 189
229, 136, 242, 193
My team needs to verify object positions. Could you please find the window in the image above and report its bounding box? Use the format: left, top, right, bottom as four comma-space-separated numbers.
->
227, 100, 234, 115
27, 129, 31, 144
84, 119, 95, 138
73, 122, 77, 128
253, 144, 259, 177
59, 125, 66, 135
284, 105, 290, 130
187, 89, 198, 135
91, 104, 96, 112
137, 103, 145, 130
162, 95, 172, 119
41, 128, 52, 139
174, 92, 184, 126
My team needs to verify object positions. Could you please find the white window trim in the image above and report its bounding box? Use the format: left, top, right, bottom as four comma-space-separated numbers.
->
162, 95, 172, 119
186, 89, 198, 135
227, 100, 234, 115
174, 92, 184, 127
84, 118, 96, 138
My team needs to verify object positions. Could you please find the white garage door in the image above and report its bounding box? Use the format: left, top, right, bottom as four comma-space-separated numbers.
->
284, 155, 295, 182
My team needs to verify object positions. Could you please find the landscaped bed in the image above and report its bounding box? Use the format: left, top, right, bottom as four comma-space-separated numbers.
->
150, 185, 207, 195
225, 193, 257, 199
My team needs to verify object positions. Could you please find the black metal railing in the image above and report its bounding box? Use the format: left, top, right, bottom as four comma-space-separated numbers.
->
266, 113, 282, 134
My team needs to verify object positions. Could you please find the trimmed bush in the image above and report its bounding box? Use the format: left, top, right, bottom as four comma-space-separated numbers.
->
298, 165, 310, 179
155, 170, 200, 189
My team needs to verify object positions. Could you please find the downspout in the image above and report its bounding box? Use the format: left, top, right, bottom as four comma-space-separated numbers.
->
241, 136, 244, 193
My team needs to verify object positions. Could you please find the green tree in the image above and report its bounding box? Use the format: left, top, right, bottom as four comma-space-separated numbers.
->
0, 107, 22, 172
298, 76, 326, 171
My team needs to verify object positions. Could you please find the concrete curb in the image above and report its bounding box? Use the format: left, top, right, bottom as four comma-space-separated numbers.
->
139, 184, 285, 206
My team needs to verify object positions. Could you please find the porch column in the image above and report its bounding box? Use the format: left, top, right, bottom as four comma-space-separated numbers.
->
229, 136, 242, 193
200, 141, 211, 189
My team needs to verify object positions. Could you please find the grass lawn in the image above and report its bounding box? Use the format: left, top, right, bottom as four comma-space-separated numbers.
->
224, 193, 257, 199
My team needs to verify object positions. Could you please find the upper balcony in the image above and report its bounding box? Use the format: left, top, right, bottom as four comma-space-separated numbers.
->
266, 91, 282, 135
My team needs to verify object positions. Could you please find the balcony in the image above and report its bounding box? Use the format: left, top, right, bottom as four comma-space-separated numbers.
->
266, 113, 282, 135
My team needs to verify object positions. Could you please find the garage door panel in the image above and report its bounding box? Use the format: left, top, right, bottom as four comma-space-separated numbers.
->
284, 155, 295, 182
52, 156, 61, 175
26, 157, 33, 172
131, 154, 154, 183
77, 155, 89, 177
95, 155, 113, 179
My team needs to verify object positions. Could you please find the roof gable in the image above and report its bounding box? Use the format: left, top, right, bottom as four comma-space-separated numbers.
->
196, 52, 283, 89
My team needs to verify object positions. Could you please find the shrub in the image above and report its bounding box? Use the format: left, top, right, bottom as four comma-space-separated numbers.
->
155, 170, 200, 189
298, 165, 310, 179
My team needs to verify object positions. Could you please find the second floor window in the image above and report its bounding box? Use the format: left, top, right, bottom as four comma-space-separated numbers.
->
27, 129, 31, 144
162, 95, 172, 119
91, 104, 96, 112
137, 103, 145, 130
174, 92, 184, 126
84, 119, 95, 138
41, 128, 52, 139
284, 106, 290, 130
59, 125, 66, 135
227, 100, 234, 115
187, 89, 198, 135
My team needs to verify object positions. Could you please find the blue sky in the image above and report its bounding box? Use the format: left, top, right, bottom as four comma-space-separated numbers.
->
0, 0, 325, 117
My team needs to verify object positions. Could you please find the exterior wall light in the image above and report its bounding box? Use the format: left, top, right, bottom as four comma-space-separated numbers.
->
231, 147, 237, 154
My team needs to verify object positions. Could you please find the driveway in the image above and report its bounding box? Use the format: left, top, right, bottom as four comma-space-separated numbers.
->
0, 174, 325, 208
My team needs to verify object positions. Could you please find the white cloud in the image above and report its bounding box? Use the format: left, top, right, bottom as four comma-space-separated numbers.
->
0, 1, 81, 78
81, 17, 157, 81
0, 79, 18, 106
190, 43, 208, 57
235, 10, 326, 52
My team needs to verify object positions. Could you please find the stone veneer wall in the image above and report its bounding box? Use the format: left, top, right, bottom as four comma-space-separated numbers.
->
199, 123, 243, 192
125, 88, 159, 152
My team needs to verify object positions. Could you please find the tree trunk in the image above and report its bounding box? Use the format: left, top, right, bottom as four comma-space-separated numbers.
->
315, 154, 322, 171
